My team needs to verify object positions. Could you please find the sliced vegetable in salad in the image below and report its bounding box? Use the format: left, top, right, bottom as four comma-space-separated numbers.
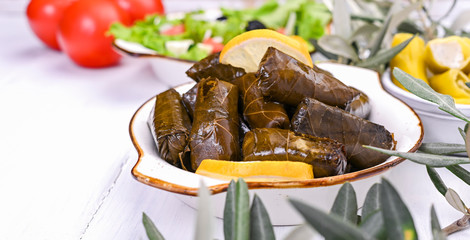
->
109, 0, 331, 61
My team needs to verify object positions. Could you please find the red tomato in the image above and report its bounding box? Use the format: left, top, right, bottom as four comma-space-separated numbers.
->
57, 0, 131, 68
203, 38, 224, 53
114, 0, 164, 23
26, 0, 76, 50
161, 24, 185, 36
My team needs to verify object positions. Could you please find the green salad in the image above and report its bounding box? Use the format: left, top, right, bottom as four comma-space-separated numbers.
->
109, 0, 331, 61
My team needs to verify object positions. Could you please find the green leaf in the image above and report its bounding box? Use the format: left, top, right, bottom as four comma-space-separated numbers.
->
318, 35, 359, 60
430, 205, 447, 240
224, 180, 236, 240
393, 68, 470, 123
380, 178, 418, 240
235, 179, 250, 240
310, 39, 338, 60
224, 179, 251, 240
459, 127, 466, 141
369, 16, 391, 58
364, 146, 470, 167
330, 182, 358, 224
289, 199, 370, 240
143, 212, 165, 240
333, 0, 351, 39
195, 181, 213, 240
360, 210, 386, 239
445, 188, 468, 214
466, 123, 470, 156
426, 166, 448, 196
362, 183, 380, 218
446, 165, 470, 186
282, 224, 315, 240
250, 195, 275, 240
419, 143, 466, 155
356, 35, 413, 68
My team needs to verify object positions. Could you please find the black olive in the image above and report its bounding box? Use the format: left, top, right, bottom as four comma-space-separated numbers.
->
216, 16, 227, 21
245, 20, 266, 31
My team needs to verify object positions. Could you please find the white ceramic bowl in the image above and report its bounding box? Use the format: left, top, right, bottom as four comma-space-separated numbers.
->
129, 63, 423, 225
381, 71, 470, 144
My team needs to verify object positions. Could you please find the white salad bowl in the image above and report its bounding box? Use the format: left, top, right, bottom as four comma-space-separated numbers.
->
129, 63, 423, 225
382, 71, 470, 144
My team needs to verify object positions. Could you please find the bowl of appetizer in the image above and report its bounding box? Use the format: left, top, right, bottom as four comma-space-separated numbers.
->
383, 33, 470, 144
129, 30, 423, 225
111, 1, 332, 87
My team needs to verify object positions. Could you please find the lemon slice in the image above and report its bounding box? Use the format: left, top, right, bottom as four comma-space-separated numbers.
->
195, 159, 314, 181
425, 36, 469, 74
219, 29, 313, 72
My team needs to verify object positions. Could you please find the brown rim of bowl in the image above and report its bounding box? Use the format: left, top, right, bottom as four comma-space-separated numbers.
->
112, 39, 196, 64
129, 63, 424, 196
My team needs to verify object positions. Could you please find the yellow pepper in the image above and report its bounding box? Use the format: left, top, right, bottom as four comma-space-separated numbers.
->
425, 36, 470, 74
390, 33, 428, 90
429, 69, 470, 104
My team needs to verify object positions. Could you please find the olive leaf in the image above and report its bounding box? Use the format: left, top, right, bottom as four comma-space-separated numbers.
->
224, 180, 237, 240
356, 35, 413, 68
318, 35, 359, 61
224, 179, 251, 240
426, 166, 448, 196
459, 127, 466, 141
445, 188, 469, 215
446, 165, 470, 186
250, 194, 275, 240
361, 183, 381, 219
330, 182, 358, 224
359, 210, 386, 239
143, 212, 165, 240
195, 180, 213, 240
419, 143, 466, 155
393, 68, 470, 123
364, 146, 470, 167
380, 178, 418, 240
361, 184, 385, 239
289, 199, 371, 240
368, 16, 391, 58
466, 122, 470, 156
430, 206, 447, 240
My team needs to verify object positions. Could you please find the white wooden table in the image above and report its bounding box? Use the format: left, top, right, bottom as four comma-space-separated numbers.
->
1, 1, 470, 239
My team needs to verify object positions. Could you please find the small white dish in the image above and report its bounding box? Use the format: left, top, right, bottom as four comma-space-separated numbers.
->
129, 63, 423, 225
382, 70, 470, 144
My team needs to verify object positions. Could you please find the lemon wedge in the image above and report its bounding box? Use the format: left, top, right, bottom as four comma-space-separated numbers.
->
195, 159, 314, 181
219, 29, 313, 72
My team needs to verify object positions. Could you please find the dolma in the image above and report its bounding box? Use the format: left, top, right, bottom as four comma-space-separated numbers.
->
242, 128, 347, 177
257, 47, 370, 118
233, 73, 290, 129
149, 89, 192, 167
291, 98, 395, 170
182, 83, 198, 119
188, 77, 240, 171
185, 52, 246, 83
182, 82, 249, 147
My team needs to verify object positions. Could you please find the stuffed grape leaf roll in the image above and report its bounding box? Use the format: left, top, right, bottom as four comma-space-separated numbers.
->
188, 77, 240, 171
185, 52, 246, 83
242, 128, 347, 177
148, 89, 192, 167
182, 83, 198, 119
291, 97, 396, 170
257, 47, 370, 118
233, 73, 290, 129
